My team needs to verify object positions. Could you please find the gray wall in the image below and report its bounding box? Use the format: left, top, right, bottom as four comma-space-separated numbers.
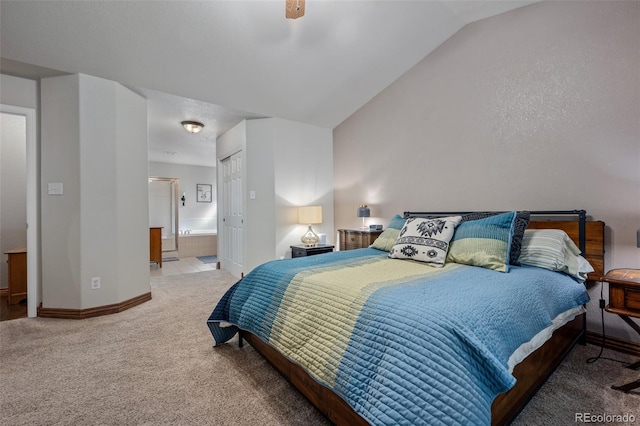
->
333, 1, 640, 342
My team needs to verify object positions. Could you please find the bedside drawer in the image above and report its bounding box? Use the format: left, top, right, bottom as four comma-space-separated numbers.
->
291, 246, 309, 258
344, 233, 363, 247
625, 288, 640, 314
338, 229, 383, 250
291, 245, 334, 258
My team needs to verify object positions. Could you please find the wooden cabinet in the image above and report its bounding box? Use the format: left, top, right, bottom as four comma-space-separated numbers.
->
291, 245, 334, 258
602, 268, 640, 393
5, 248, 27, 305
150, 227, 162, 267
604, 269, 640, 321
338, 229, 383, 251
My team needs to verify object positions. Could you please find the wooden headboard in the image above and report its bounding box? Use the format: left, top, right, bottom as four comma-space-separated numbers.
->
403, 210, 605, 281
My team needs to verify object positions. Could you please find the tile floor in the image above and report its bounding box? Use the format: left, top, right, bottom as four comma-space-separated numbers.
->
150, 256, 217, 277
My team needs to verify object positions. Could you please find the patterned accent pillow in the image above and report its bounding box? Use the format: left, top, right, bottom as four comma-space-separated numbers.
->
518, 229, 584, 280
447, 211, 517, 272
370, 228, 401, 252
461, 211, 530, 265
388, 216, 462, 267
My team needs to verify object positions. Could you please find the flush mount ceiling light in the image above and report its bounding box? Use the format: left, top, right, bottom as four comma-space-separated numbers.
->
181, 120, 204, 134
286, 0, 305, 19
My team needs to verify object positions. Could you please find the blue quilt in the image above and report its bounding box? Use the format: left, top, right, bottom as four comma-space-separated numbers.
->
207, 248, 589, 425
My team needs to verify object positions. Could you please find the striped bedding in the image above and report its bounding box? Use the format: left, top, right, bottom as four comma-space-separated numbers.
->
207, 248, 589, 425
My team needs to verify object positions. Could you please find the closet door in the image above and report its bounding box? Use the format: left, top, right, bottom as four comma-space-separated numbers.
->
221, 151, 243, 277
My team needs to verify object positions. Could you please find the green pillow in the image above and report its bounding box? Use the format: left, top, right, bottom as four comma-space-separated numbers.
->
447, 211, 516, 272
370, 228, 401, 252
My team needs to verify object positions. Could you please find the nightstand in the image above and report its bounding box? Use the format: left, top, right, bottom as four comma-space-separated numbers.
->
603, 268, 640, 393
5, 248, 27, 305
338, 229, 383, 251
291, 245, 334, 258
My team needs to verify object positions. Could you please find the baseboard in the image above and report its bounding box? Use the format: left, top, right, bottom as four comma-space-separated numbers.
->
37, 292, 152, 319
0, 288, 8, 297
586, 331, 640, 358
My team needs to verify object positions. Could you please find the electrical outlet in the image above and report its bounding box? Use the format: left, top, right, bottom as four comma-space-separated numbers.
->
91, 277, 101, 289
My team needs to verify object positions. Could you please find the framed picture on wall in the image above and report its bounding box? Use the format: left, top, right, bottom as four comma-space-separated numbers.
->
197, 184, 212, 203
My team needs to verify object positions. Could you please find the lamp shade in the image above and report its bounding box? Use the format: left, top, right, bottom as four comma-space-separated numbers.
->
357, 205, 370, 218
299, 206, 322, 224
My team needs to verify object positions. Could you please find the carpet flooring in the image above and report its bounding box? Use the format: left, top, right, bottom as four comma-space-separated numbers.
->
1, 269, 637, 425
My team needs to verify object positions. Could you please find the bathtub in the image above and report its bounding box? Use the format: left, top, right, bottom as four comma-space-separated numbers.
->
180, 229, 217, 236
178, 231, 217, 257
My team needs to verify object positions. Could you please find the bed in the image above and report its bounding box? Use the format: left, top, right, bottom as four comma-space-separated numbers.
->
207, 210, 604, 425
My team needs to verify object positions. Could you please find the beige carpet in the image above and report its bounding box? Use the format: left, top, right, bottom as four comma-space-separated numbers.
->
1, 270, 638, 425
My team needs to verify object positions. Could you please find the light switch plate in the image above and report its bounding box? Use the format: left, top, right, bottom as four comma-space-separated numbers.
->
48, 182, 63, 195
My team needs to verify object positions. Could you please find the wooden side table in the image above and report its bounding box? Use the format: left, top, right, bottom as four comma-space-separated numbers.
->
603, 268, 640, 393
150, 227, 163, 267
5, 248, 27, 305
338, 229, 383, 251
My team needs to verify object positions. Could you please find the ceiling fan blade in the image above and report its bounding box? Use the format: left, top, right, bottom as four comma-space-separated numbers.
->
286, 0, 305, 19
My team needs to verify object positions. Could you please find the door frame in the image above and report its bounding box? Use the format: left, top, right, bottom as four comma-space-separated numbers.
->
1, 104, 39, 317
148, 177, 180, 253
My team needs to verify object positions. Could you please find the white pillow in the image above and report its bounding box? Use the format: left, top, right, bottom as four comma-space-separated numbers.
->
389, 216, 462, 267
576, 255, 595, 282
519, 229, 590, 281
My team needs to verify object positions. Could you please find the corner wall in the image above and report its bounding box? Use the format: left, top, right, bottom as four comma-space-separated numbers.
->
41, 73, 149, 310
333, 1, 640, 342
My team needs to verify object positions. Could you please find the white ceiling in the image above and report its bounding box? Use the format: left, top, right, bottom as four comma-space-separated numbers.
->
0, 0, 536, 167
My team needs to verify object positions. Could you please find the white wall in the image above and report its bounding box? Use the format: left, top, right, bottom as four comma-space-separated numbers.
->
333, 1, 640, 343
216, 118, 333, 276
41, 73, 149, 309
245, 119, 276, 269
0, 74, 38, 109
148, 161, 217, 232
272, 119, 334, 259
245, 118, 334, 270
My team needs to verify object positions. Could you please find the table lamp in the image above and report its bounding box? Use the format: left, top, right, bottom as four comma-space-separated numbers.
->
357, 204, 370, 230
299, 206, 322, 246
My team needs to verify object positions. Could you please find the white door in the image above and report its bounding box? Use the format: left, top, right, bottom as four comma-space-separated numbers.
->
222, 151, 243, 277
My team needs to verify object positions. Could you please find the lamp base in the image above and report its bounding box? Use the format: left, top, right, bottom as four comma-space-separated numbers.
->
301, 225, 319, 247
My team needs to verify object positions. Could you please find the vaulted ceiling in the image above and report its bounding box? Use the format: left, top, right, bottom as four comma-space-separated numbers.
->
0, 0, 537, 166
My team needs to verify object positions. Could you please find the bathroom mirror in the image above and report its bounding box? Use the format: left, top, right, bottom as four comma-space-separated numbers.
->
148, 177, 179, 253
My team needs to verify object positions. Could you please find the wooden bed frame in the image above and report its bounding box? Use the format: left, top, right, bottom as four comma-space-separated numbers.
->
238, 210, 605, 426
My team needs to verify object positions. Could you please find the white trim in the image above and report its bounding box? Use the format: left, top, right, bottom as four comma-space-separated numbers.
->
508, 305, 585, 373
1, 104, 39, 318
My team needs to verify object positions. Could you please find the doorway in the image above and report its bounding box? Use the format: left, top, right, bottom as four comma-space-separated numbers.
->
148, 177, 179, 256
0, 105, 38, 319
